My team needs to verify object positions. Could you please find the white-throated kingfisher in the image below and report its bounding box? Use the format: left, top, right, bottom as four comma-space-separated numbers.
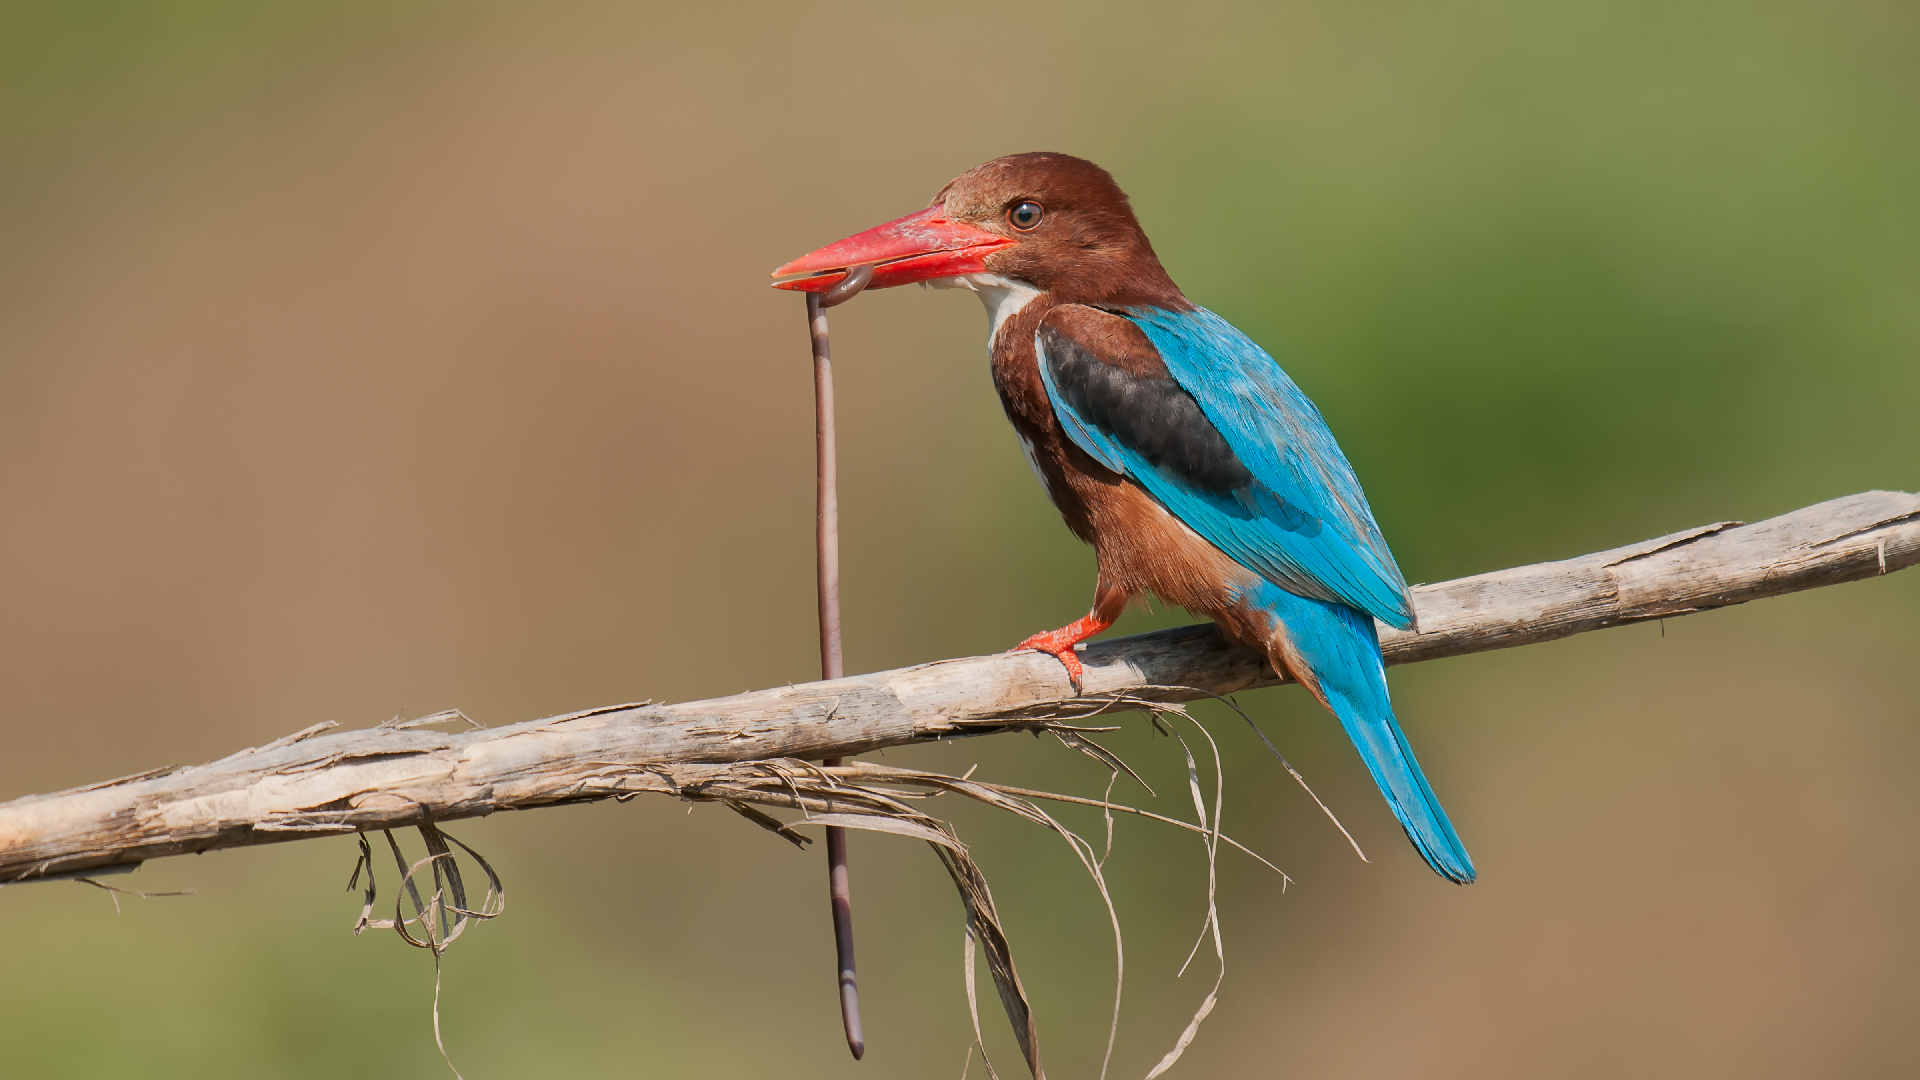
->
772, 153, 1474, 884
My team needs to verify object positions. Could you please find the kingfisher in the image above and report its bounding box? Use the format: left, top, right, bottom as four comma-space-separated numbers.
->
772, 153, 1474, 884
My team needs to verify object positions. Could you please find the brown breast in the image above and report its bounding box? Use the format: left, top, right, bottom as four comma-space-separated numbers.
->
987, 299, 1261, 621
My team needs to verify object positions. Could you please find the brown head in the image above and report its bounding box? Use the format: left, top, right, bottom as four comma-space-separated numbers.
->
772, 153, 1187, 311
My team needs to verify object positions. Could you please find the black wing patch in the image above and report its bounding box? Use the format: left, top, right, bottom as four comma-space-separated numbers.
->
1038, 321, 1255, 499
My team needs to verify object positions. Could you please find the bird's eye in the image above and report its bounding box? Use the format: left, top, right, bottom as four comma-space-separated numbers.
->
1008, 201, 1044, 231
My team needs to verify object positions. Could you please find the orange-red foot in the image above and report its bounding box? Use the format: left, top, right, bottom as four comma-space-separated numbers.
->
1010, 614, 1115, 692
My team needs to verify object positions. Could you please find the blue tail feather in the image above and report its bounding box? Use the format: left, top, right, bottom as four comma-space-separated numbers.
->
1247, 582, 1476, 884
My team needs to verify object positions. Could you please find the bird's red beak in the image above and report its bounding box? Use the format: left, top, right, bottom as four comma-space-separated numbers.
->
771, 205, 1015, 294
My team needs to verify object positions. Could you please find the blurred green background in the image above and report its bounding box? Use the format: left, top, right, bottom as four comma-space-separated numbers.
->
1, 0, 1915, 1076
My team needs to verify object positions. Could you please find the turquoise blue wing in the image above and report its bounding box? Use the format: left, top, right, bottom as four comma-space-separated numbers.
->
1037, 305, 1415, 629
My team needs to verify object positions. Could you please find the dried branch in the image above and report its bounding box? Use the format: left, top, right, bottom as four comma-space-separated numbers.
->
2, 490, 1914, 885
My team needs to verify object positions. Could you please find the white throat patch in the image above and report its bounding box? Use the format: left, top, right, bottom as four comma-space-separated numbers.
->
931, 273, 1042, 349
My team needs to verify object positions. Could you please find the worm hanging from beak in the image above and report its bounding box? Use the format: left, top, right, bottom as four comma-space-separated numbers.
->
802, 262, 874, 1060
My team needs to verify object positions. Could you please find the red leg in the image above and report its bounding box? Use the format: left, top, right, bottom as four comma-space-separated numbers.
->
1010, 578, 1130, 691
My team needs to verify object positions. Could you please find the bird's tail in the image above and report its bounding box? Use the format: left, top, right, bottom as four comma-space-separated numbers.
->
1243, 582, 1476, 884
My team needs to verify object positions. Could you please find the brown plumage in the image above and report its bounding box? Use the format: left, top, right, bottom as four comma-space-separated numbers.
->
934, 153, 1190, 312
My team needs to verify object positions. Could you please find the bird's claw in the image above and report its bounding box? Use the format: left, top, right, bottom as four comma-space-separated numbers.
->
1010, 630, 1088, 692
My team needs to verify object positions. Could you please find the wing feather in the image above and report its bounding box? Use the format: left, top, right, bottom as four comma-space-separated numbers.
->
1037, 305, 1414, 628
